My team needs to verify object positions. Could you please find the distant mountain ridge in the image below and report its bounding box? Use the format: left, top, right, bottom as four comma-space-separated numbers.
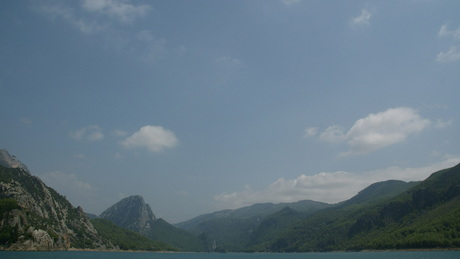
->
175, 180, 416, 251
248, 163, 460, 252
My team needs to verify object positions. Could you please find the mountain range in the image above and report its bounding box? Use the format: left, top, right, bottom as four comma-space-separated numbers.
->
1, 149, 459, 252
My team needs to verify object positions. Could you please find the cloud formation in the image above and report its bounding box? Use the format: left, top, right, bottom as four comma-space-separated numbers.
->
303, 127, 318, 138
39, 0, 150, 34
438, 24, 460, 39
350, 8, 372, 27
82, 0, 150, 24
39, 3, 106, 34
310, 107, 431, 156
437, 24, 460, 63
436, 45, 460, 63
69, 125, 104, 141
122, 125, 179, 152
214, 157, 459, 209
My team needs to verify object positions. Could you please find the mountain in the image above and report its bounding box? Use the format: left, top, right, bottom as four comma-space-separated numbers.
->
99, 195, 205, 251
338, 180, 420, 207
176, 200, 331, 251
0, 149, 29, 172
249, 163, 460, 252
90, 218, 176, 251
0, 149, 113, 251
100, 195, 156, 235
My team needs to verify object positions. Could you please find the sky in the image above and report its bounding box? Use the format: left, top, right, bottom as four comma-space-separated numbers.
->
1, 0, 460, 223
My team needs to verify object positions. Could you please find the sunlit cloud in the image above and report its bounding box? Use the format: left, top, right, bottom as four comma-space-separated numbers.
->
122, 125, 179, 152
308, 107, 431, 156
214, 157, 460, 209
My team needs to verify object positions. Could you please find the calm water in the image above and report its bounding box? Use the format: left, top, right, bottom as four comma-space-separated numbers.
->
0, 251, 459, 259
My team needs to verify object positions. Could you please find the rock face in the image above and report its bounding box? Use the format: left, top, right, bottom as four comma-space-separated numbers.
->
100, 195, 156, 235
0, 149, 29, 172
0, 149, 113, 250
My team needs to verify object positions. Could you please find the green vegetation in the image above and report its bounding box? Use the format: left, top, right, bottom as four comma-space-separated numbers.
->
145, 218, 206, 252
91, 218, 177, 251
2, 151, 460, 252
248, 163, 460, 252
0, 198, 21, 246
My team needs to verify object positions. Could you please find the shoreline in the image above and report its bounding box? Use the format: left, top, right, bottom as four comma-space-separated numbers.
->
3, 248, 460, 253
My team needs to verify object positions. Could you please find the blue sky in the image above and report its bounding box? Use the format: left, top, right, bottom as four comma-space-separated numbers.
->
1, 0, 459, 223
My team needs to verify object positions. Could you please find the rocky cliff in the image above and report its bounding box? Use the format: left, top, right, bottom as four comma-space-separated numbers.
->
100, 195, 205, 251
100, 195, 156, 235
0, 149, 113, 250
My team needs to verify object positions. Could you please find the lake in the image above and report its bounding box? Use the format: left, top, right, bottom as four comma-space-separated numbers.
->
0, 251, 459, 259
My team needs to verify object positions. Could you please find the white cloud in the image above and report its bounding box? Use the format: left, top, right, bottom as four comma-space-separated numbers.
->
39, 3, 106, 34
122, 125, 179, 152
69, 125, 104, 141
319, 125, 346, 143
304, 127, 318, 138
82, 0, 151, 24
438, 24, 460, 39
214, 157, 460, 209
436, 45, 460, 63
313, 107, 431, 156
350, 8, 372, 27
343, 107, 430, 156
437, 24, 460, 63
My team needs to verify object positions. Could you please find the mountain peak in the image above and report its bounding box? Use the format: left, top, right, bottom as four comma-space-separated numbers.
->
100, 195, 157, 234
0, 149, 30, 173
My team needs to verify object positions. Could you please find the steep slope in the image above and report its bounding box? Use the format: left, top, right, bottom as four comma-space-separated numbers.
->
338, 180, 420, 207
0, 150, 113, 250
99, 195, 156, 235
176, 200, 330, 251
253, 163, 460, 252
100, 195, 205, 251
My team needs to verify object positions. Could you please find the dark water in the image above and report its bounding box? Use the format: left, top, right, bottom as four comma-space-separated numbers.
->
1, 251, 459, 259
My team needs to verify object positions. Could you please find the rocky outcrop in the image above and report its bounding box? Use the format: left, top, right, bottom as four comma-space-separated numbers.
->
100, 195, 156, 235
0, 149, 29, 173
100, 195, 205, 251
0, 149, 114, 250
